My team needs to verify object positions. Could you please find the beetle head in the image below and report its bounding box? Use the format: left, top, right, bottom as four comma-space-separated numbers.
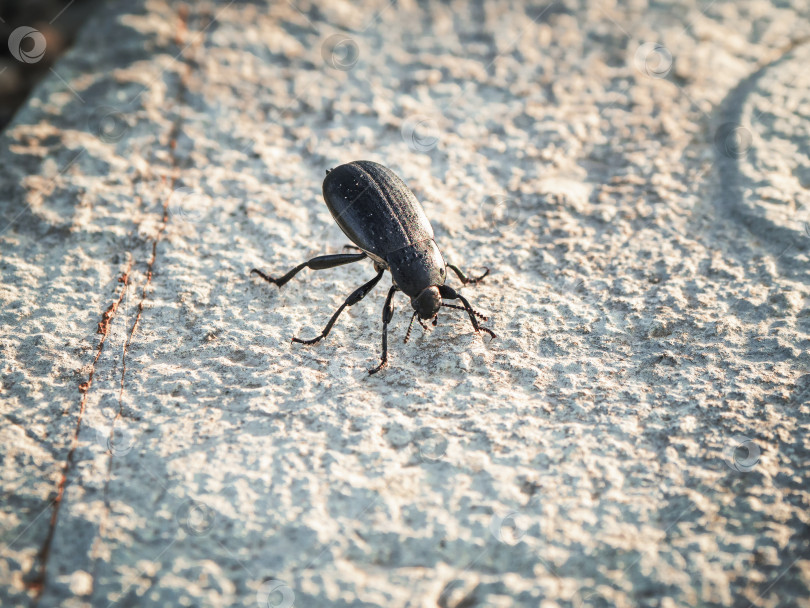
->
412, 286, 441, 320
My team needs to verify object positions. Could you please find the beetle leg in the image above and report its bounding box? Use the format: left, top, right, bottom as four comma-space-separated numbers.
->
292, 269, 384, 345
446, 263, 490, 286
342, 244, 364, 252
441, 302, 489, 321
369, 286, 398, 374
438, 285, 496, 339
251, 252, 367, 288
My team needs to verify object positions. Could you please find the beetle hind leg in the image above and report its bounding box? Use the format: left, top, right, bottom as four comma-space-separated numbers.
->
446, 263, 490, 286
251, 252, 367, 288
292, 269, 384, 346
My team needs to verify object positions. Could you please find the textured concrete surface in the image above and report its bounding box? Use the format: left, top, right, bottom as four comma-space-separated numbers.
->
1, 1, 809, 607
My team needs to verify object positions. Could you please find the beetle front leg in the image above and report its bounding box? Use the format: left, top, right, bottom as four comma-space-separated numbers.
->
446, 263, 490, 285
292, 269, 384, 345
251, 252, 367, 288
438, 285, 496, 339
369, 286, 398, 374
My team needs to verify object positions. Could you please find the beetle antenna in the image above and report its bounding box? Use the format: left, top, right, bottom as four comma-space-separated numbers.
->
442, 302, 489, 321
404, 311, 417, 343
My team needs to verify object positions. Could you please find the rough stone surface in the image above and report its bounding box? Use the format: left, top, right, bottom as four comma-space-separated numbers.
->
1, 1, 809, 607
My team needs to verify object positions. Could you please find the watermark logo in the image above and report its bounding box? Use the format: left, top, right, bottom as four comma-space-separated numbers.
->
724, 435, 760, 472
95, 423, 136, 456
634, 42, 672, 78
8, 27, 46, 64
478, 194, 523, 230
489, 510, 528, 545
413, 427, 448, 462
573, 588, 612, 607
256, 579, 295, 608
714, 122, 752, 159
89, 106, 129, 143
176, 499, 216, 536
168, 186, 208, 226
321, 34, 359, 71
401, 115, 440, 153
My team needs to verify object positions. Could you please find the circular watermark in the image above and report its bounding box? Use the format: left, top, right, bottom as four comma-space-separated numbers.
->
573, 588, 612, 608
559, 277, 604, 313
479, 194, 523, 230
321, 34, 359, 71
168, 186, 208, 226
176, 499, 216, 536
724, 435, 761, 472
714, 122, 752, 159
89, 106, 129, 143
8, 26, 47, 64
559, 277, 588, 298
489, 510, 528, 545
634, 42, 672, 79
95, 423, 136, 456
401, 115, 440, 153
413, 427, 448, 462
256, 579, 295, 608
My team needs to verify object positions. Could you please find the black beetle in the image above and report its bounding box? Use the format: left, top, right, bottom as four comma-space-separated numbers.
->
251, 160, 494, 373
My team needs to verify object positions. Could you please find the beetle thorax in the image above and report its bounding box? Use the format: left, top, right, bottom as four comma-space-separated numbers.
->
386, 239, 447, 299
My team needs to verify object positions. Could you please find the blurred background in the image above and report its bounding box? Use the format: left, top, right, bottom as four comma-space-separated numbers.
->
0, 0, 99, 129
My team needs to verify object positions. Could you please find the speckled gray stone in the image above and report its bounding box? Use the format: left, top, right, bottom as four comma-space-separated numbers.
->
1, 1, 809, 607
